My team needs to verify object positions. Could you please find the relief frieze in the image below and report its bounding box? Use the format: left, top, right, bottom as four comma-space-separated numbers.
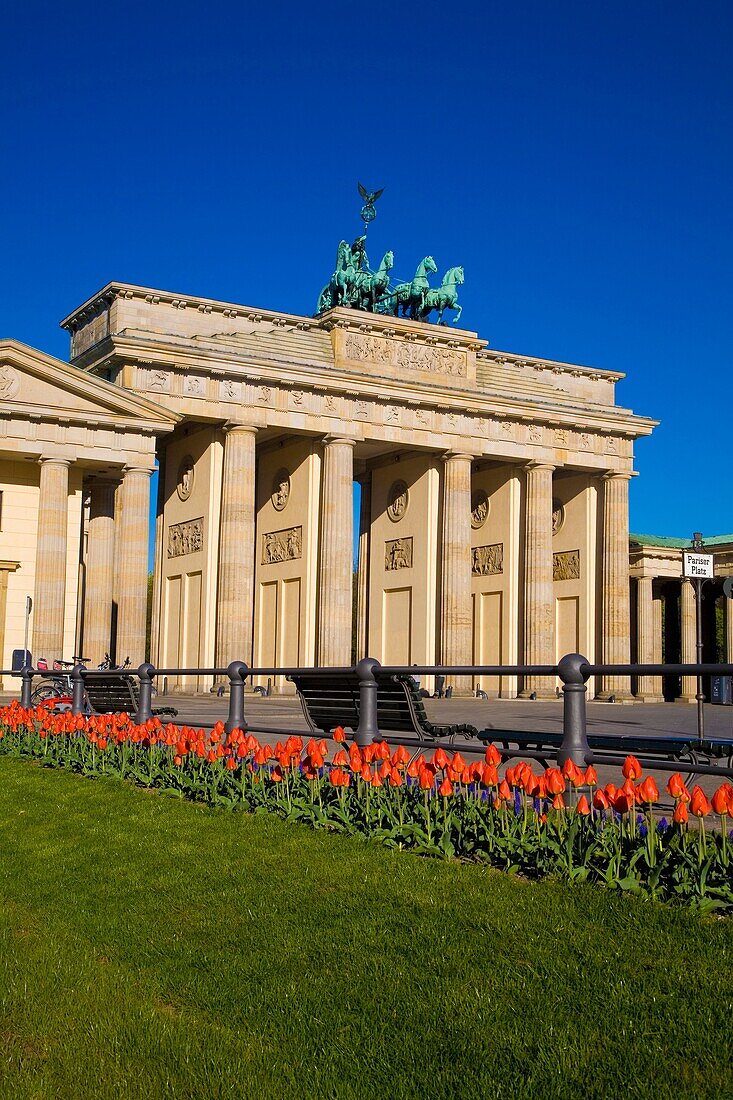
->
472, 543, 504, 576
385, 537, 413, 571
167, 517, 204, 558
343, 332, 466, 376
553, 550, 581, 581
262, 525, 302, 564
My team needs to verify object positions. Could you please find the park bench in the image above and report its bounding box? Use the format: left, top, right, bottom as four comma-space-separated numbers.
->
288, 671, 478, 743
84, 674, 178, 719
478, 726, 733, 776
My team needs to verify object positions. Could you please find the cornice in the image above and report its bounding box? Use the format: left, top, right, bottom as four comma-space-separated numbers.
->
93, 331, 657, 440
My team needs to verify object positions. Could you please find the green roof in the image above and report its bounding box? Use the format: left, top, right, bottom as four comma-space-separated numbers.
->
630, 533, 733, 549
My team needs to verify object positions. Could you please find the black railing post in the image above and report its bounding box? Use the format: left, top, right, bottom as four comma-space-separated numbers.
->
355, 657, 381, 747
71, 665, 86, 715
135, 663, 156, 725
225, 661, 248, 733
557, 653, 591, 767
20, 665, 33, 708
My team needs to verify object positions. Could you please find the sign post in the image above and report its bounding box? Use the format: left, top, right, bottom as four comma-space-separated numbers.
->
683, 537, 714, 742
23, 595, 32, 668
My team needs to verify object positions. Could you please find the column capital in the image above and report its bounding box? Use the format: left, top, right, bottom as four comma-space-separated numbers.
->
38, 455, 72, 469
122, 464, 154, 478
525, 461, 555, 473
442, 450, 474, 463
223, 421, 258, 436
322, 434, 357, 448
602, 470, 634, 482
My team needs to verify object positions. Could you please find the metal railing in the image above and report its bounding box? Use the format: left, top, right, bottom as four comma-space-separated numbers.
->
5, 656, 733, 778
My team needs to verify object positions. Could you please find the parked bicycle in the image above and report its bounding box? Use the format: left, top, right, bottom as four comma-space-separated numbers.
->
31, 654, 131, 710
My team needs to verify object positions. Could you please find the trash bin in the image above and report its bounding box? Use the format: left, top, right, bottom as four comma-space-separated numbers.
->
11, 649, 31, 671
711, 676, 733, 705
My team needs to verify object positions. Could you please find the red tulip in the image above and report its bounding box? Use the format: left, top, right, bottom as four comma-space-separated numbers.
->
551, 793, 565, 811
673, 800, 689, 825
419, 769, 434, 791
711, 787, 729, 816
439, 777, 453, 797
432, 747, 449, 770
484, 744, 502, 767
593, 789, 609, 811
576, 794, 591, 816
638, 777, 659, 805
622, 755, 642, 781
584, 765, 598, 787
690, 786, 711, 818
498, 779, 512, 801
666, 773, 688, 801
333, 726, 346, 742
545, 768, 564, 796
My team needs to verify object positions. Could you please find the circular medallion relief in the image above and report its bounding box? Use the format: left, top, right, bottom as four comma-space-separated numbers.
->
471, 489, 490, 529
0, 364, 20, 401
552, 498, 565, 536
387, 480, 409, 522
271, 468, 291, 511
176, 456, 195, 501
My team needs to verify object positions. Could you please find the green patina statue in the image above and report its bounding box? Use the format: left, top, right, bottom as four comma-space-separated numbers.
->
315, 186, 465, 324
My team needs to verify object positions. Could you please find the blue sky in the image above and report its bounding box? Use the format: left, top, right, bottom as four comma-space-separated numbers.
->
2, 1, 731, 544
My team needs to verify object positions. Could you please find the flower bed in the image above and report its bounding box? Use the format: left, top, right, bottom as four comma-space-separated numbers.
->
1, 701, 731, 913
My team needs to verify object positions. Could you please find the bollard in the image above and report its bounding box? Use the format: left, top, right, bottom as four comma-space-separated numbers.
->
71, 665, 86, 715
355, 657, 381, 747
225, 661, 248, 734
20, 665, 33, 708
557, 653, 591, 767
135, 663, 156, 725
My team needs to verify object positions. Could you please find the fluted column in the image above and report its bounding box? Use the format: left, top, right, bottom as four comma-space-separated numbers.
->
83, 482, 116, 664
727, 592, 733, 667
317, 436, 355, 666
355, 472, 371, 661
635, 576, 663, 701
215, 425, 257, 670
598, 472, 633, 700
440, 452, 473, 695
520, 462, 555, 699
33, 458, 71, 663
115, 466, 153, 666
678, 579, 697, 703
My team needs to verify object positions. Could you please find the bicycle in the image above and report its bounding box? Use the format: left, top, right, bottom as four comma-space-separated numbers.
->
31, 654, 131, 709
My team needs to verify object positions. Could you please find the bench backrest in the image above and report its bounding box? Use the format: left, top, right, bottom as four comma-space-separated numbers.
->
84, 675, 138, 715
288, 673, 360, 733
290, 671, 429, 736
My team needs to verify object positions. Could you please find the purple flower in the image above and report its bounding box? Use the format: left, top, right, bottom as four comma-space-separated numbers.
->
514, 789, 522, 816
657, 817, 669, 833
639, 823, 648, 838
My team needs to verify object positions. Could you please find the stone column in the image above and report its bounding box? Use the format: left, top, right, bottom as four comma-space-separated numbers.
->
149, 458, 166, 667
115, 466, 152, 667
598, 472, 633, 700
215, 424, 257, 671
33, 458, 71, 663
83, 482, 116, 665
317, 436, 355, 667
727, 592, 733, 668
355, 472, 371, 661
520, 462, 555, 699
635, 576, 663, 701
0, 562, 20, 688
441, 452, 473, 695
653, 589, 663, 694
678, 579, 697, 703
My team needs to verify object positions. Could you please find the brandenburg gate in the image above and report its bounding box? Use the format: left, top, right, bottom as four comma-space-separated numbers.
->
57, 277, 656, 697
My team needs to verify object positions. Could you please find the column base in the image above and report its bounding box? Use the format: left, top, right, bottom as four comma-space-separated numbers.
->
675, 696, 698, 705
594, 690, 636, 704
518, 689, 561, 701
634, 693, 665, 704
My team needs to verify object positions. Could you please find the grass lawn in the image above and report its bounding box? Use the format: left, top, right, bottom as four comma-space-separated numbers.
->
0, 758, 731, 1099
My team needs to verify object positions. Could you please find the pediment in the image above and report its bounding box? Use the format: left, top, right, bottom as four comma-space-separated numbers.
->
0, 340, 179, 431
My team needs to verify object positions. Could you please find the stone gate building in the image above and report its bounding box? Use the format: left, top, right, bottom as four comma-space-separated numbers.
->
2, 279, 724, 700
